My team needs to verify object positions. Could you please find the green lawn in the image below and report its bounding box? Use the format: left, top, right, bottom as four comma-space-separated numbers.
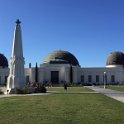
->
47, 86, 93, 92
0, 94, 124, 124
105, 85, 124, 92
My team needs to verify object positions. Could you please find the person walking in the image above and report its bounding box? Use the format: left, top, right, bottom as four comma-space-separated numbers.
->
64, 82, 67, 91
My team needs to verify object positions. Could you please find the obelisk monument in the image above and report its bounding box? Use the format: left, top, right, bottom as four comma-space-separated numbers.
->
7, 19, 25, 92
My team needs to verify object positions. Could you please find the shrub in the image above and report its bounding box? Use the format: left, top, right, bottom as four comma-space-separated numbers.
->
15, 88, 32, 94
35, 85, 47, 93
0, 89, 4, 94
15, 88, 25, 94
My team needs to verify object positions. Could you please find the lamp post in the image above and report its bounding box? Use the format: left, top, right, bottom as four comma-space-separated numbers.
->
103, 72, 106, 89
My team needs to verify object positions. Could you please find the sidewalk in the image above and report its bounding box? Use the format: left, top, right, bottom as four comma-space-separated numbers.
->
86, 86, 124, 103
0, 86, 124, 104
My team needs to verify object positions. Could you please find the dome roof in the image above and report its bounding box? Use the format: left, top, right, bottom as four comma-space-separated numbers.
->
43, 50, 80, 66
0, 54, 8, 68
106, 51, 124, 66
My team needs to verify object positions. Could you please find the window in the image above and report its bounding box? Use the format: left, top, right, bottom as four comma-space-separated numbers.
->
88, 75, 92, 82
96, 75, 99, 83
26, 76, 30, 83
111, 75, 115, 82
5, 76, 8, 83
81, 75, 84, 82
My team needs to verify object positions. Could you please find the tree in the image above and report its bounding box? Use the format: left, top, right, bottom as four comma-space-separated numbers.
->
35, 62, 38, 82
70, 65, 73, 84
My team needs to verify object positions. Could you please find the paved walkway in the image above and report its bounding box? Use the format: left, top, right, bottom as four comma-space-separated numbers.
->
0, 87, 124, 104
86, 86, 124, 103
0, 93, 52, 98
47, 91, 98, 94
0, 91, 98, 98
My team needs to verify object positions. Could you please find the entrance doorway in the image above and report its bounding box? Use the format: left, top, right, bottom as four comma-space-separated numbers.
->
51, 71, 59, 84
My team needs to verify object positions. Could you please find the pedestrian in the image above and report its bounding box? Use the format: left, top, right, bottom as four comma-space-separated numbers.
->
64, 82, 67, 91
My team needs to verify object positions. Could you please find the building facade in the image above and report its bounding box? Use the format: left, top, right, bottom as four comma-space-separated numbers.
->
0, 20, 124, 87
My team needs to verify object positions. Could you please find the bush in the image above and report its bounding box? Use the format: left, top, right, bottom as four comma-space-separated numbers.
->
15, 88, 25, 94
35, 85, 47, 93
15, 88, 32, 94
0, 89, 4, 94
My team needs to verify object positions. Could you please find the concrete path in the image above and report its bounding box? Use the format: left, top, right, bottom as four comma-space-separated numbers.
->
0, 91, 98, 98
86, 86, 124, 103
0, 93, 52, 98
47, 91, 98, 94
0, 86, 124, 104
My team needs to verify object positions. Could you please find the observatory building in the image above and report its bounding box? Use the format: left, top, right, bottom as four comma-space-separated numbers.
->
0, 20, 124, 90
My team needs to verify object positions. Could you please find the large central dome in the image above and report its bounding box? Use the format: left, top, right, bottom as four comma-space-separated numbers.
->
43, 50, 80, 66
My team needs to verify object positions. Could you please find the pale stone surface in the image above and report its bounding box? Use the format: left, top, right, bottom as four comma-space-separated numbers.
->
7, 20, 25, 92
87, 86, 124, 103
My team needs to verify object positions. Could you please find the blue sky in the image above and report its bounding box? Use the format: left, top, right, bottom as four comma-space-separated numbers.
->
0, 0, 124, 67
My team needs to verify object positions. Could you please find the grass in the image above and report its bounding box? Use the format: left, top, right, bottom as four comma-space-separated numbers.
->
105, 85, 124, 92
0, 94, 124, 124
47, 86, 93, 92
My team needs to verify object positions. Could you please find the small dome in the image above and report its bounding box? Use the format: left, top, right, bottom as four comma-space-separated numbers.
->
0, 54, 8, 68
43, 50, 80, 66
106, 51, 124, 66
